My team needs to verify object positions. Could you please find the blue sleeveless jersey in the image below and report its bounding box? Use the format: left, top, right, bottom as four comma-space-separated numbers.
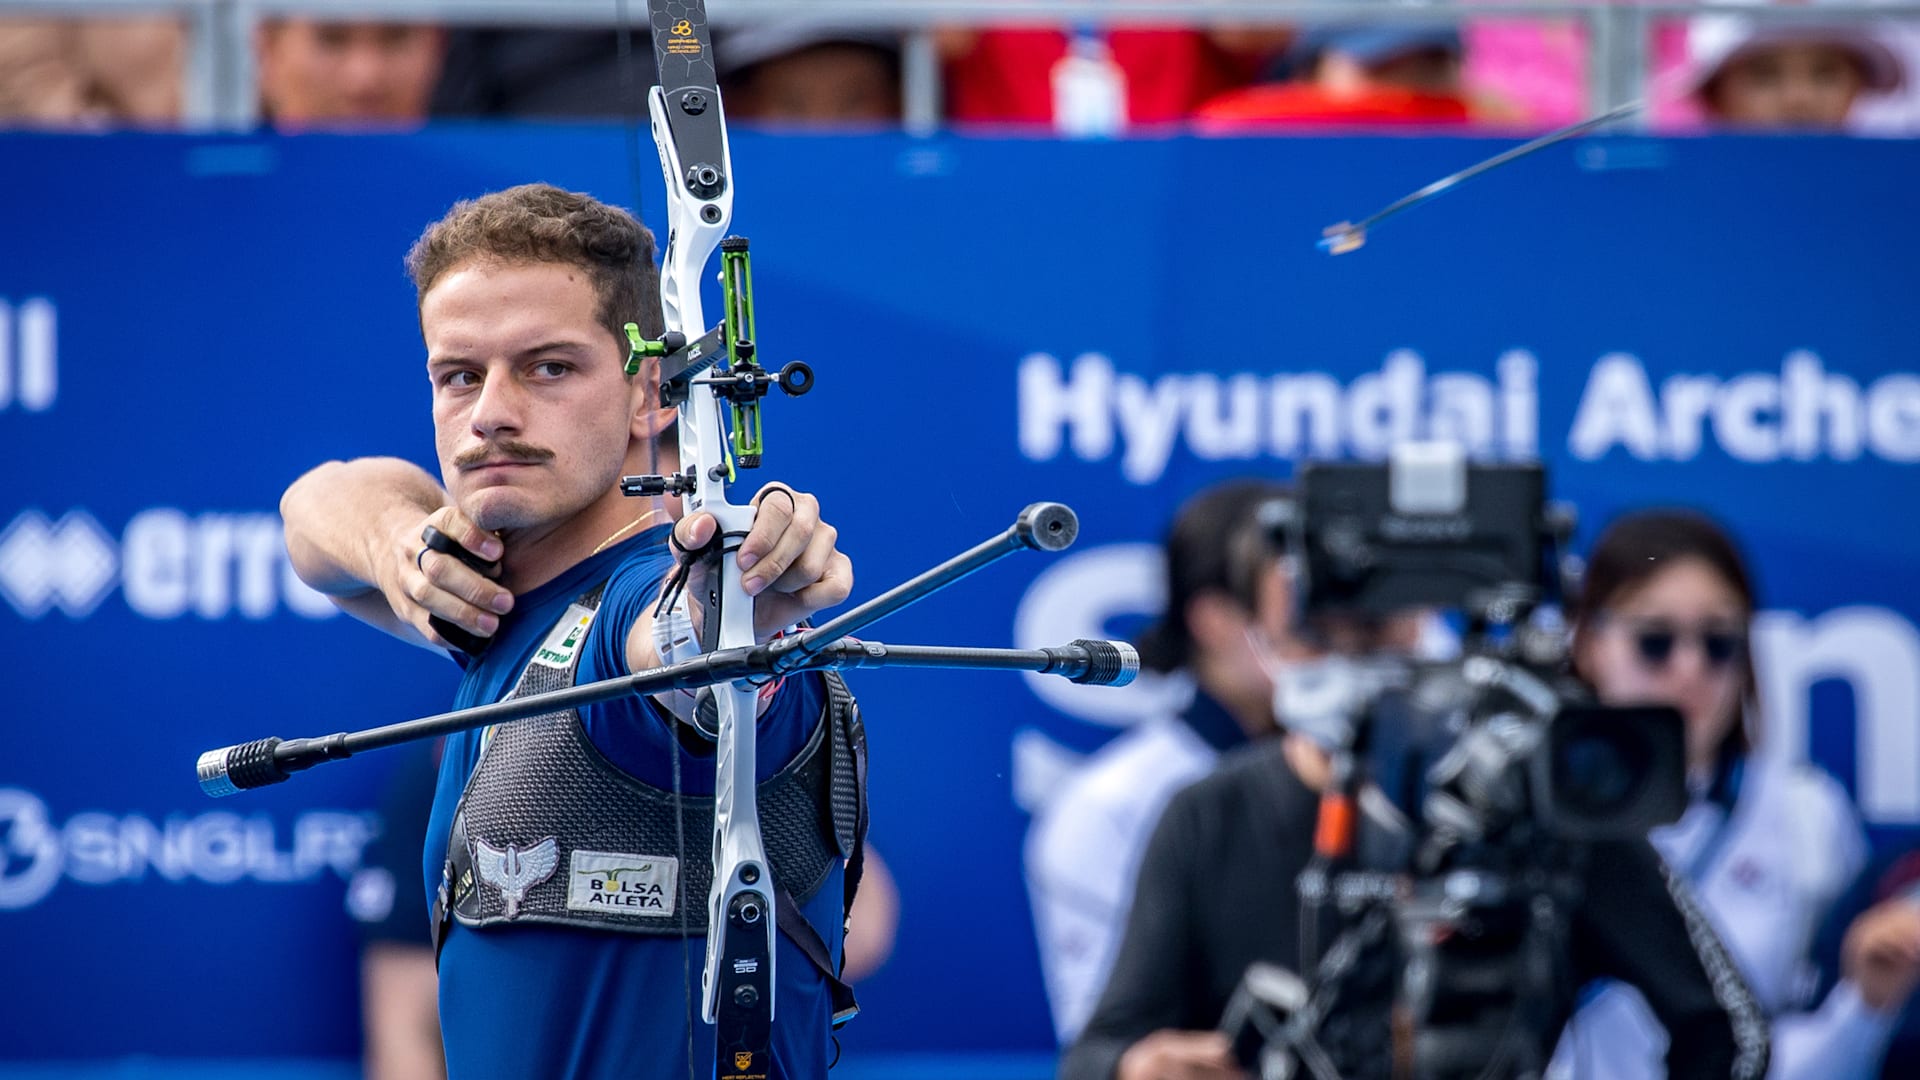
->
422, 526, 844, 1079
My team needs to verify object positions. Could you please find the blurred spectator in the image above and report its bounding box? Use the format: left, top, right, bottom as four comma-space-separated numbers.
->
346, 740, 446, 1080
1308, 24, 1466, 98
1849, 20, 1920, 132
719, 23, 902, 126
1462, 19, 1588, 127
842, 847, 900, 983
257, 19, 445, 129
1552, 510, 1920, 1078
1025, 479, 1293, 1045
431, 30, 651, 119
1686, 14, 1906, 130
0, 16, 181, 126
1814, 847, 1920, 1077
939, 25, 1282, 130
1195, 24, 1478, 129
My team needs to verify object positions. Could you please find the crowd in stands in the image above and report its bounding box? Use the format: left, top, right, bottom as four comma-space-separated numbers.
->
0, 4, 1915, 133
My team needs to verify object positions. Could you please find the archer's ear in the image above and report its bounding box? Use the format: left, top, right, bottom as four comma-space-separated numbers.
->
633, 402, 675, 442
629, 355, 675, 441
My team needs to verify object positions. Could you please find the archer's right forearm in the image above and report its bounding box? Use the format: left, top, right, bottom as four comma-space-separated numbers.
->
281, 457, 448, 595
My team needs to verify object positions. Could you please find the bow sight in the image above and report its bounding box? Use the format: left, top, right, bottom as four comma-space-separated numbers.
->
621, 237, 815, 499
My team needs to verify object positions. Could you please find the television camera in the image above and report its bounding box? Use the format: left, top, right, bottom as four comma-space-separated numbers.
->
1220, 443, 1688, 1080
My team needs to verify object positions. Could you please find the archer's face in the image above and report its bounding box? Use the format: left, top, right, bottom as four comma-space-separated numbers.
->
422, 260, 639, 533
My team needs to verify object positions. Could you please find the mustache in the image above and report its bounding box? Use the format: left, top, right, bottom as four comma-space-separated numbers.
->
454, 440, 556, 470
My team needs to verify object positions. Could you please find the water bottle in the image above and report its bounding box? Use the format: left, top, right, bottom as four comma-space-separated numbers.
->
1051, 24, 1127, 137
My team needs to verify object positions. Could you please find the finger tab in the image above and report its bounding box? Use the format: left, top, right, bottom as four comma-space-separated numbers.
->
421, 524, 503, 577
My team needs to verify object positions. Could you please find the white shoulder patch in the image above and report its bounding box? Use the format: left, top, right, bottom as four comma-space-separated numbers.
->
532, 603, 597, 669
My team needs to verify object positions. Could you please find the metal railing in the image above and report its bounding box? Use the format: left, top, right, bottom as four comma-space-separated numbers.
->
4, 0, 1918, 131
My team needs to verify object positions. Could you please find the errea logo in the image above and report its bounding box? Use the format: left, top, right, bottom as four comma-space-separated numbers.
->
0, 510, 114, 617
0, 508, 339, 621
0, 297, 57, 413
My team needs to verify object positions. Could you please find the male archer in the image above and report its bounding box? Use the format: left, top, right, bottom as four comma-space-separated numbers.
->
280, 182, 863, 1079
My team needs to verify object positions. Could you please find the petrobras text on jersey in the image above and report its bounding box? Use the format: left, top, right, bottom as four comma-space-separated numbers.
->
1018, 349, 1920, 482
1013, 544, 1920, 824
0, 787, 379, 911
0, 507, 339, 621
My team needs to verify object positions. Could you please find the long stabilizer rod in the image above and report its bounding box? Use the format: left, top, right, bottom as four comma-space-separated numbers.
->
196, 637, 1136, 797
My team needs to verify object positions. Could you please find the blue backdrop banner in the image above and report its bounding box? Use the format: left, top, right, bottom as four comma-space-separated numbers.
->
0, 128, 1915, 1069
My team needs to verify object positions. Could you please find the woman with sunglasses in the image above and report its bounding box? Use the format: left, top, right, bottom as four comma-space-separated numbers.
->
1552, 509, 1920, 1078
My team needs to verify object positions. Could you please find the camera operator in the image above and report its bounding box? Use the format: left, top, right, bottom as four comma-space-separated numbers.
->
1028, 479, 1293, 1046
1060, 719, 1769, 1079
1029, 479, 1433, 1048
1060, 483, 1771, 1080
1551, 510, 1920, 1079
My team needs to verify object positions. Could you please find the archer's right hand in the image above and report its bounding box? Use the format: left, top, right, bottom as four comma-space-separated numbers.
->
384, 506, 512, 649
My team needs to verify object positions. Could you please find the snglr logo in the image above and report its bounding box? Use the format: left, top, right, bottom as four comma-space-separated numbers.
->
0, 787, 379, 911
0, 297, 57, 413
0, 788, 63, 910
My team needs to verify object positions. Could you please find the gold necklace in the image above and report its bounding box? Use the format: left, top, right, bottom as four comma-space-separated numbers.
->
591, 508, 669, 556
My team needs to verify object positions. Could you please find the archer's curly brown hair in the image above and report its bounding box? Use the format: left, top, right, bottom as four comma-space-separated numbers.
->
405, 183, 663, 350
